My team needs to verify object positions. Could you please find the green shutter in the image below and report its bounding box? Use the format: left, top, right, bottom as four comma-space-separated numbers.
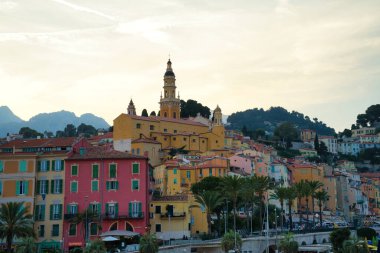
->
92, 180, 98, 191
59, 179, 63, 193
19, 160, 27, 172
41, 205, 45, 220
50, 205, 53, 220
58, 204, 62, 219
92, 165, 99, 178
24, 181, 29, 195
138, 202, 142, 214
37, 161, 41, 172
128, 202, 132, 216
109, 164, 116, 178
106, 181, 110, 190
16, 181, 20, 195
51, 180, 55, 194
37, 181, 41, 194
67, 205, 70, 214
97, 203, 101, 215
71, 165, 78, 176
105, 203, 109, 214
61, 160, 64, 171
51, 160, 55, 171
0, 160, 3, 172
116, 181, 119, 190
34, 205, 39, 220
71, 182, 77, 192
133, 163, 139, 174
45, 180, 49, 195
115, 203, 119, 216
46, 160, 50, 171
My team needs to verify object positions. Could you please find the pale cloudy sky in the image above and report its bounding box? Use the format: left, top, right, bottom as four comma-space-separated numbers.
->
0, 0, 379, 131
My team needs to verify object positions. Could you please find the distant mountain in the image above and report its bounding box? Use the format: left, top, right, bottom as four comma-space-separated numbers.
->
227, 106, 336, 136
0, 107, 110, 137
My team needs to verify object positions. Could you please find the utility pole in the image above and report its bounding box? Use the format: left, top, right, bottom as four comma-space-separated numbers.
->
266, 192, 269, 253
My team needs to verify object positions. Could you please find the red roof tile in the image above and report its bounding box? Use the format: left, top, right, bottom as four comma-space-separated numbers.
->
67, 146, 147, 160
0, 137, 77, 149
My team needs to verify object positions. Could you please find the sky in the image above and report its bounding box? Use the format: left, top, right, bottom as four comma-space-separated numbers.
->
0, 0, 379, 132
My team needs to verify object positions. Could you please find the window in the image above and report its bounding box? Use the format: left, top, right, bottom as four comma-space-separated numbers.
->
91, 180, 99, 192
192, 139, 196, 143
183, 137, 187, 141
173, 168, 177, 174
92, 164, 99, 178
0, 161, 3, 172
53, 159, 64, 171
132, 180, 139, 190
129, 202, 142, 218
52, 224, 59, 237
155, 205, 161, 214
19, 160, 27, 172
136, 148, 140, 155
16, 181, 28, 195
38, 225, 45, 237
35, 205, 45, 221
136, 123, 141, 129
68, 204, 78, 214
174, 130, 177, 133
69, 224, 76, 236
164, 129, 167, 133
106, 203, 118, 217
209, 168, 212, 176
173, 178, 177, 184
186, 171, 191, 179
71, 165, 78, 176
132, 163, 139, 174
37, 180, 49, 195
150, 125, 154, 130
109, 164, 117, 178
106, 181, 119, 190
50, 204, 62, 220
164, 138, 167, 141
38, 160, 50, 172
70, 181, 78, 193
89, 203, 101, 215
155, 224, 161, 232
90, 223, 98, 236
51, 179, 63, 194
173, 137, 176, 141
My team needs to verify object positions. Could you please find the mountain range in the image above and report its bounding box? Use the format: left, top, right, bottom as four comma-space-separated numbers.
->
0, 106, 110, 137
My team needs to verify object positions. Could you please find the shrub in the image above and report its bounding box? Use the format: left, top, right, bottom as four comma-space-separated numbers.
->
357, 228, 376, 240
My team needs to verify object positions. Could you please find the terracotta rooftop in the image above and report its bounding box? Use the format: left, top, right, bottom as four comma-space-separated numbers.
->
67, 146, 147, 160
0, 137, 77, 149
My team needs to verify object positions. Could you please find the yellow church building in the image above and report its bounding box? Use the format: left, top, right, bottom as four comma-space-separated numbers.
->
113, 59, 225, 157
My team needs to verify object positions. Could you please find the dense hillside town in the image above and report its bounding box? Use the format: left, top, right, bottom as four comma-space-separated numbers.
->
0, 60, 379, 253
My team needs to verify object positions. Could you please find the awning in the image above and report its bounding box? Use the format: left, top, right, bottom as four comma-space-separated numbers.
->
102, 236, 119, 242
100, 230, 139, 238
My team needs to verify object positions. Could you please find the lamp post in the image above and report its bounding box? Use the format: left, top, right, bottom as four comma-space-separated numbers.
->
84, 195, 89, 246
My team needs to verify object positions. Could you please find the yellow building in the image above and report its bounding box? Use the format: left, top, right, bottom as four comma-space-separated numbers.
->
113, 60, 225, 158
0, 137, 76, 251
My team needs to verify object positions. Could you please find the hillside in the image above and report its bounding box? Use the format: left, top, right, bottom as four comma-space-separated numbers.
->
227, 106, 336, 136
0, 106, 110, 137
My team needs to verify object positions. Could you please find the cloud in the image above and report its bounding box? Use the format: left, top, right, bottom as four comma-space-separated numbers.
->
0, 1, 17, 11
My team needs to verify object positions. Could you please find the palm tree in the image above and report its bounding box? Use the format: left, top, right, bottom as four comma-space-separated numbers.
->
279, 233, 299, 253
15, 237, 36, 253
193, 191, 224, 235
294, 180, 307, 228
69, 208, 99, 242
315, 190, 329, 227
303, 181, 313, 229
253, 175, 273, 233
0, 202, 35, 253
243, 176, 261, 234
308, 180, 324, 228
285, 187, 297, 231
139, 233, 158, 253
84, 239, 106, 253
220, 175, 244, 237
272, 186, 288, 231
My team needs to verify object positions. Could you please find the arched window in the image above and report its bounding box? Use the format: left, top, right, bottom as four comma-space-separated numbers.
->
164, 112, 167, 117
109, 222, 118, 231
173, 112, 176, 118
125, 222, 134, 232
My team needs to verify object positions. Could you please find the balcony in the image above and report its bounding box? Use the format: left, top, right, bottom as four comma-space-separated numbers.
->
160, 212, 186, 219
64, 213, 76, 220
102, 212, 144, 220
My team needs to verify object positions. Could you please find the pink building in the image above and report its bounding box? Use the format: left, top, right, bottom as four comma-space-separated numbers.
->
253, 157, 268, 177
229, 154, 253, 175
63, 145, 149, 251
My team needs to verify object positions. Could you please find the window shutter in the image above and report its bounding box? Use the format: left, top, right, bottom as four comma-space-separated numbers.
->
41, 205, 45, 220
105, 203, 109, 214
34, 206, 39, 220
45, 180, 49, 195
24, 181, 29, 195
58, 204, 62, 219
97, 203, 101, 215
46, 160, 50, 171
51, 160, 55, 171
37, 180, 41, 194
115, 203, 119, 216
106, 181, 110, 190
61, 160, 65, 171
116, 181, 119, 190
59, 179, 63, 193
50, 205, 53, 220
138, 202, 142, 214
128, 202, 132, 217
37, 161, 41, 172
16, 181, 20, 195
51, 180, 55, 194
67, 204, 70, 214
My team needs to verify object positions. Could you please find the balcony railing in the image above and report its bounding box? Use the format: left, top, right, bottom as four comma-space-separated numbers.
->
160, 212, 186, 219
102, 212, 144, 220
64, 213, 76, 220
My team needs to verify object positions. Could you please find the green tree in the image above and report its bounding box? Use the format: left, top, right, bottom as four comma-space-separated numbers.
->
193, 191, 223, 235
141, 109, 149, 117
254, 175, 273, 233
0, 202, 35, 253
139, 233, 158, 253
68, 209, 99, 242
84, 239, 106, 253
294, 180, 307, 228
272, 186, 288, 230
314, 134, 320, 151
285, 187, 297, 231
340, 129, 352, 138
307, 180, 324, 228
274, 122, 299, 148
180, 99, 211, 118
64, 124, 77, 137
330, 228, 351, 253
342, 239, 369, 253
15, 237, 36, 253
77, 123, 97, 137
279, 233, 299, 253
356, 227, 376, 240
191, 176, 222, 195
150, 111, 156, 116
220, 176, 244, 236
19, 127, 43, 139
314, 189, 329, 227
221, 230, 242, 253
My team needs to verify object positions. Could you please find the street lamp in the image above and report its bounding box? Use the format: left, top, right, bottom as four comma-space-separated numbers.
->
84, 195, 89, 246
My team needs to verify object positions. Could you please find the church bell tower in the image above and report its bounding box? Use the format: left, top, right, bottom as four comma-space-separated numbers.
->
159, 59, 181, 119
